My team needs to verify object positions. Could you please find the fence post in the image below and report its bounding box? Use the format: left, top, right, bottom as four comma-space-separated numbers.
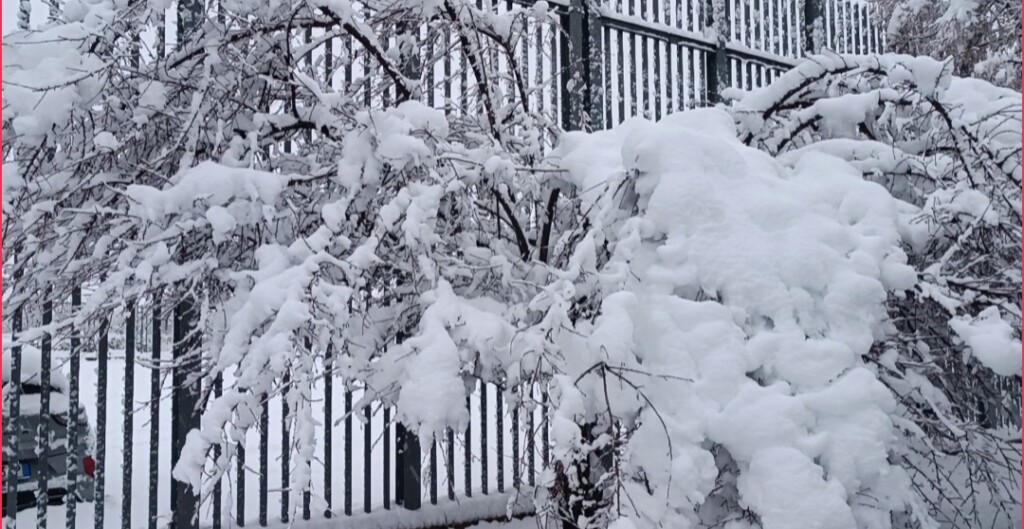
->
122, 303, 135, 529
66, 286, 83, 528
36, 295, 52, 524
149, 295, 162, 529
4, 300, 23, 526
393, 327, 421, 509
707, 0, 730, 102
395, 425, 422, 509
171, 287, 201, 529
95, 311, 110, 529
562, 0, 603, 130
804, 0, 823, 54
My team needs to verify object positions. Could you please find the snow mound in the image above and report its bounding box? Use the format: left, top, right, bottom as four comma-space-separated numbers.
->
949, 307, 1022, 377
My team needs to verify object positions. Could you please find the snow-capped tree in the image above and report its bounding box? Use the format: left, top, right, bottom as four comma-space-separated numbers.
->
727, 52, 1022, 528
872, 0, 1022, 90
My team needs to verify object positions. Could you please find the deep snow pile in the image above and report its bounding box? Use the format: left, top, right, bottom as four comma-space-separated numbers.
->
541, 109, 930, 529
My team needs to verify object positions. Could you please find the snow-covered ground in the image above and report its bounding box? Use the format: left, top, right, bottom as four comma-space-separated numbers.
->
16, 351, 546, 529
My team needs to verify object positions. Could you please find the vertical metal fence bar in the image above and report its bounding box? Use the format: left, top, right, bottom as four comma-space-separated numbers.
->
779, 0, 787, 57
66, 287, 82, 529
95, 313, 110, 529
36, 297, 52, 525
259, 395, 268, 527
664, 40, 673, 116
559, 7, 572, 129
323, 344, 333, 518
629, 30, 638, 117
384, 407, 391, 509
823, 0, 831, 50
542, 390, 550, 469
742, 0, 750, 47
236, 432, 245, 526
550, 16, 560, 140
446, 427, 455, 501
860, 3, 869, 54
344, 389, 352, 516
213, 373, 222, 529
709, 0, 729, 101
640, 34, 650, 117
430, 436, 438, 505
845, 0, 852, 53
653, 38, 662, 120
616, 29, 626, 120
496, 387, 504, 493
874, 12, 880, 53
838, 0, 845, 52
511, 386, 520, 489
281, 372, 290, 524
303, 357, 311, 521
756, 0, 764, 50
686, 47, 696, 107
396, 422, 421, 510
804, 0, 821, 54
526, 388, 535, 487
363, 405, 371, 513
785, 0, 794, 53
480, 382, 488, 495
4, 303, 23, 529
677, 43, 685, 108
122, 304, 136, 529
458, 29, 468, 115
149, 296, 162, 529
170, 301, 180, 523
464, 394, 472, 497
171, 290, 201, 529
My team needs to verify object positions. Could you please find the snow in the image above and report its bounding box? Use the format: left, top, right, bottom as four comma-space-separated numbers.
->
736, 447, 857, 529
2, 344, 71, 393
547, 107, 933, 528
93, 131, 121, 151
948, 306, 1022, 377
126, 161, 291, 225
1, 0, 1018, 523
3, 23, 109, 145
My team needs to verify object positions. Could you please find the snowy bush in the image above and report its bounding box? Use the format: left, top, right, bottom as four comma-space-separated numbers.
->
3, 0, 1019, 524
727, 53, 1022, 529
2, 0, 564, 520
537, 107, 943, 529
874, 0, 1021, 90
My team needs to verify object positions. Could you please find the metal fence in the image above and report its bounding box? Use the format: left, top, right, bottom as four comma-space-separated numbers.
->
3, 1, 892, 529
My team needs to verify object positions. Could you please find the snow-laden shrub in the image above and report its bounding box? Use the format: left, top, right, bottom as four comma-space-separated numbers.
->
2, 0, 564, 519
4, 1, 1017, 524
727, 53, 1022, 529
874, 0, 1021, 91
539, 109, 938, 529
